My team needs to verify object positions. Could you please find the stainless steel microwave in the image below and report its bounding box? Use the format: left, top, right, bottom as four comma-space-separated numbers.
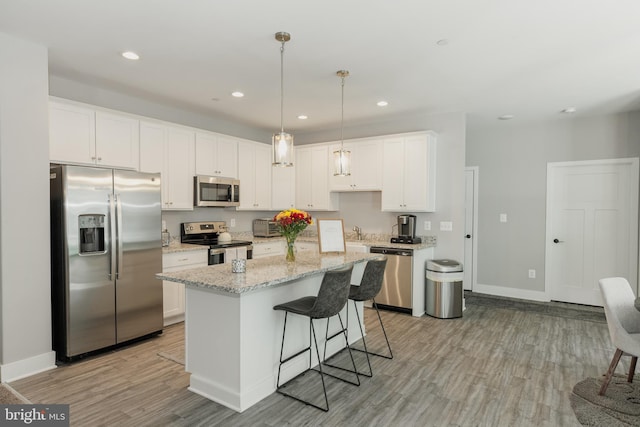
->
194, 176, 240, 207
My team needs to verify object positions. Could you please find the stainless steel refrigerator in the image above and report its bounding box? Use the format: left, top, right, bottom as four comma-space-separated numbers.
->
50, 164, 163, 361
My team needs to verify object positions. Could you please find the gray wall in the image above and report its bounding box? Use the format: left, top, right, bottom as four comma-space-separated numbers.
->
466, 112, 640, 297
0, 32, 54, 378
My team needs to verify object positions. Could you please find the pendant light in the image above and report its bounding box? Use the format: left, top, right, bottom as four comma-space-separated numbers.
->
272, 32, 294, 167
333, 70, 351, 176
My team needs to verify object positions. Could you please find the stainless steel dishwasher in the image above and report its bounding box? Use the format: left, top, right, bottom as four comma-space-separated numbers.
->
370, 247, 413, 313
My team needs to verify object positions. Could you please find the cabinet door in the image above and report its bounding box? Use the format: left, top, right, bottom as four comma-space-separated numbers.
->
272, 164, 295, 210
402, 135, 429, 211
328, 142, 353, 191
309, 145, 331, 210
238, 141, 271, 210
216, 136, 238, 178
381, 138, 406, 211
253, 143, 272, 209
49, 101, 96, 165
95, 111, 139, 169
165, 127, 195, 210
162, 280, 185, 325
295, 147, 314, 209
140, 122, 168, 206
352, 140, 382, 191
238, 141, 256, 209
194, 132, 218, 176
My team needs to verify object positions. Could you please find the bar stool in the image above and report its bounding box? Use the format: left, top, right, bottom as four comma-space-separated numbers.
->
273, 265, 360, 412
324, 257, 391, 378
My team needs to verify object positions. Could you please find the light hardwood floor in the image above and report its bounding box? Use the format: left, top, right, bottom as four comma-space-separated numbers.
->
11, 299, 614, 426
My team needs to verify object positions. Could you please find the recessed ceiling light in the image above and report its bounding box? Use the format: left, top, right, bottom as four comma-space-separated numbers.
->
297, 115, 308, 120
121, 51, 139, 60
561, 107, 577, 114
377, 101, 388, 107
498, 114, 514, 120
231, 91, 244, 98
436, 39, 449, 46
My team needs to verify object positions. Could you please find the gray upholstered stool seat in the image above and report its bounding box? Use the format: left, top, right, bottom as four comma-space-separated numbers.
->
324, 257, 391, 378
274, 264, 360, 412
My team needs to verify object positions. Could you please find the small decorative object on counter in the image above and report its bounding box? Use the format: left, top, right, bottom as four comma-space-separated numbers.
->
232, 258, 246, 273
273, 208, 313, 262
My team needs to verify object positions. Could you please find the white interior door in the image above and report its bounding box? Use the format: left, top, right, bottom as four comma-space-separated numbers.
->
464, 167, 478, 290
546, 158, 638, 306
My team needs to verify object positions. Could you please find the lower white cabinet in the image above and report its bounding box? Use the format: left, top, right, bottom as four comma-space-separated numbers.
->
252, 240, 286, 259
162, 250, 208, 326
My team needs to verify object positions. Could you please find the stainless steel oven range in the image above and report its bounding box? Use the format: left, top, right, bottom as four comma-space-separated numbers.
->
180, 221, 253, 265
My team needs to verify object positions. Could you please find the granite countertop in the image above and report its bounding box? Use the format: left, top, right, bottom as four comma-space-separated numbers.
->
251, 235, 437, 250
157, 251, 380, 294
162, 241, 208, 254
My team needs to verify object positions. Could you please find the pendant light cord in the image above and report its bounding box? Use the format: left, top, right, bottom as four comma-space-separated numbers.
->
280, 41, 285, 134
340, 74, 345, 150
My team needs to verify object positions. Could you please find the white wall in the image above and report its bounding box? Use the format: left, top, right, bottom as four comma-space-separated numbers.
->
466, 112, 640, 297
0, 32, 56, 380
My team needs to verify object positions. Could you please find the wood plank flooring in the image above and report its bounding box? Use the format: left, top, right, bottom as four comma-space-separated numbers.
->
11, 298, 615, 426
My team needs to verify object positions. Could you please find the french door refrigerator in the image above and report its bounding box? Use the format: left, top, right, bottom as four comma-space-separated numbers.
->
50, 164, 163, 361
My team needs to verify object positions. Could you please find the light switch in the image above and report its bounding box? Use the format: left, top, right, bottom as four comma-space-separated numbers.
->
424, 221, 431, 231
440, 221, 453, 231
499, 213, 507, 223
230, 218, 236, 227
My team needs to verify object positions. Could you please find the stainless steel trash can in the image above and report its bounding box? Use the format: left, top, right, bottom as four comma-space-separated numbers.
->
425, 259, 463, 319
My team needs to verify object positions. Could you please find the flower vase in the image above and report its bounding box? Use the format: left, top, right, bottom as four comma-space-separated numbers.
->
285, 237, 296, 262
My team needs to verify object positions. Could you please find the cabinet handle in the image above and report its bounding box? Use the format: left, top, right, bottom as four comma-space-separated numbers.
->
91, 156, 96, 160
98, 157, 102, 161
178, 258, 188, 262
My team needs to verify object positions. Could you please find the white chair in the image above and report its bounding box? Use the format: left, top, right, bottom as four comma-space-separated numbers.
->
598, 277, 640, 395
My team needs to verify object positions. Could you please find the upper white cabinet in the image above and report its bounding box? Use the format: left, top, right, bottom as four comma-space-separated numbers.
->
328, 139, 382, 192
295, 145, 339, 211
381, 132, 437, 212
195, 132, 238, 178
49, 99, 139, 169
238, 140, 272, 210
139, 121, 195, 210
272, 164, 296, 210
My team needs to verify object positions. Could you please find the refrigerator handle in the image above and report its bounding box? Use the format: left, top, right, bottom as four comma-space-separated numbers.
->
116, 193, 124, 280
108, 194, 116, 280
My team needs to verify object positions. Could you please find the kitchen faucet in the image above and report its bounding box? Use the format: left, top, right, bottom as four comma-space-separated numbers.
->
353, 225, 362, 240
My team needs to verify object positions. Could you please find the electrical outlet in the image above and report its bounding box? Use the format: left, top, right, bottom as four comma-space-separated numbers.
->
424, 221, 431, 231
528, 269, 536, 279
500, 213, 508, 223
440, 221, 453, 231
230, 218, 236, 228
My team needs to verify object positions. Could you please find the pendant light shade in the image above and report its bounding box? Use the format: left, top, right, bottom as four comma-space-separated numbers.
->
272, 32, 294, 167
333, 70, 351, 176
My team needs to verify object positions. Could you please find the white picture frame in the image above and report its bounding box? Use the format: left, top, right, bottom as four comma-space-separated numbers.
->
317, 219, 346, 253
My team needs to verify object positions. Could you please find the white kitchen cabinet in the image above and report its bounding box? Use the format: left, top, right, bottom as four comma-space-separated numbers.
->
329, 139, 382, 191
381, 132, 437, 212
238, 140, 272, 210
271, 164, 296, 210
295, 145, 339, 211
296, 240, 318, 254
195, 132, 238, 178
140, 121, 195, 210
49, 99, 139, 169
252, 240, 285, 259
162, 250, 208, 326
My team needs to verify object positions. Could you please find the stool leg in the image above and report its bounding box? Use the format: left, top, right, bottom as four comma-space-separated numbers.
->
276, 312, 289, 388
628, 356, 638, 383
310, 319, 330, 411
351, 301, 373, 377
337, 312, 361, 386
372, 298, 394, 359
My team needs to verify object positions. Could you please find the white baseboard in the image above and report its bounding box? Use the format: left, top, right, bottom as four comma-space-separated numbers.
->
1, 351, 56, 383
472, 283, 549, 302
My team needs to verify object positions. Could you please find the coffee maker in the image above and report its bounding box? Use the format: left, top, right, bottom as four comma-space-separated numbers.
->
391, 214, 422, 244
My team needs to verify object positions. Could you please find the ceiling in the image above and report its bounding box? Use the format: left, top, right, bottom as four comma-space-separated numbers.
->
2, 0, 640, 134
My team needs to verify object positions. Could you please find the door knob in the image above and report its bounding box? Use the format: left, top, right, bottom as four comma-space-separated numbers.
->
553, 238, 564, 243
465, 234, 471, 239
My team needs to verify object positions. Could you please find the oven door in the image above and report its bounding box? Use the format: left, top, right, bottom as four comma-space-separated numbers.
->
209, 248, 225, 265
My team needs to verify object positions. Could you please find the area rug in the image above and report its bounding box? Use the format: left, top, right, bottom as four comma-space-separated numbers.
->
0, 383, 30, 404
570, 376, 640, 426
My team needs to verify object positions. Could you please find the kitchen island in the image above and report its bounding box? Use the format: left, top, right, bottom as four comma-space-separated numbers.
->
157, 251, 379, 412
